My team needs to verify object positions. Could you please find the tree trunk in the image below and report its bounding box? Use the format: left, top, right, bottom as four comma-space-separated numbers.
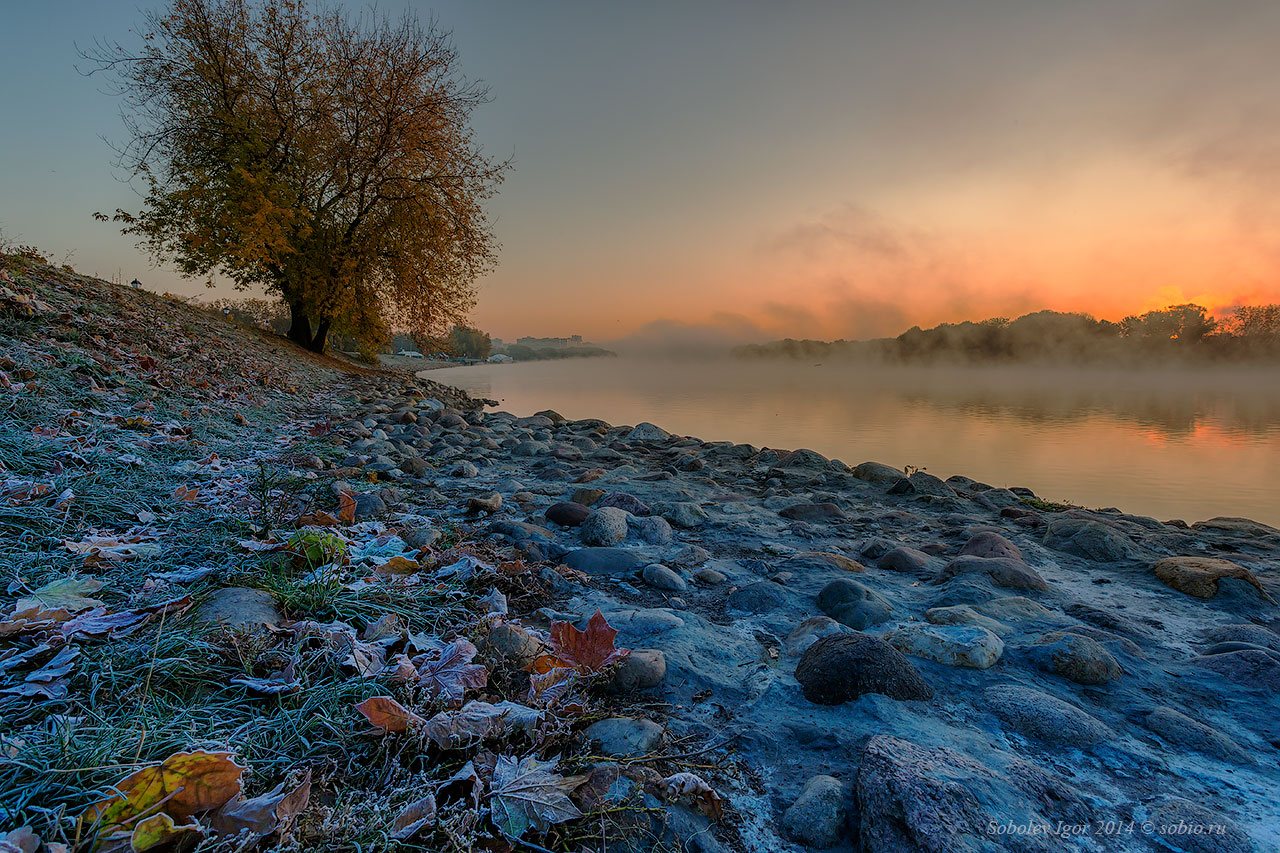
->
310, 317, 331, 353
286, 300, 313, 349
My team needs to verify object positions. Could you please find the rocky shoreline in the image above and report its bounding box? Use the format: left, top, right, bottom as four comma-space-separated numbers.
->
333, 373, 1279, 852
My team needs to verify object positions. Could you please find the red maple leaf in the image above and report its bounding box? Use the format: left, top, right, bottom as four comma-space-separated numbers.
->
533, 611, 628, 674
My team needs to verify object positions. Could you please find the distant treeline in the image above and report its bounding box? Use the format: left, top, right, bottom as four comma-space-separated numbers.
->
502, 344, 616, 361
734, 304, 1280, 364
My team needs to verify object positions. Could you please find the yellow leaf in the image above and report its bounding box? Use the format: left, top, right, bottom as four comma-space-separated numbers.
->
375, 556, 419, 575
130, 812, 200, 851
83, 750, 244, 836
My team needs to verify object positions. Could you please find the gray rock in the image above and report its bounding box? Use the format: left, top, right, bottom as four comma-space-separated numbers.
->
854, 735, 1092, 853
484, 622, 542, 668
563, 548, 648, 575
779, 502, 848, 523
448, 460, 479, 478
1027, 631, 1123, 684
625, 422, 671, 443
937, 555, 1048, 591
924, 605, 1011, 637
851, 461, 906, 484
1043, 517, 1141, 562
585, 717, 664, 757
1142, 706, 1252, 764
609, 649, 667, 692
631, 514, 675, 544
888, 623, 1004, 669
877, 546, 933, 574
1189, 648, 1280, 691
817, 578, 893, 629
782, 775, 847, 849
784, 615, 852, 657
467, 492, 502, 514
642, 564, 688, 592
669, 544, 711, 568
959, 530, 1023, 561
352, 492, 387, 520
1146, 797, 1254, 853
195, 587, 281, 630
984, 684, 1112, 746
581, 507, 631, 546
887, 471, 955, 497
795, 633, 933, 705
694, 567, 726, 585
727, 580, 792, 614
1202, 623, 1280, 653
597, 493, 652, 516
662, 502, 707, 529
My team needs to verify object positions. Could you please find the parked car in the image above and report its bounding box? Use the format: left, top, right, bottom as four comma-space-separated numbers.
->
396, 350, 424, 358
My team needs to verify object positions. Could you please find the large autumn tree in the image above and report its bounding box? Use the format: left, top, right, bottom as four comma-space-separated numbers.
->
89, 0, 505, 352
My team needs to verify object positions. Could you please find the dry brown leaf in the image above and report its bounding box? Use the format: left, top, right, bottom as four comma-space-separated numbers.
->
338, 492, 357, 524
355, 696, 425, 733
533, 611, 627, 674
412, 638, 488, 706
209, 770, 312, 836
390, 794, 438, 840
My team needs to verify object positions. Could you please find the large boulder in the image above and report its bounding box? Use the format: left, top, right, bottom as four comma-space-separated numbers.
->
984, 684, 1112, 747
580, 507, 630, 546
887, 623, 1004, 669
624, 422, 671, 443
854, 735, 1093, 852
817, 578, 893, 629
1141, 706, 1252, 764
195, 587, 281, 631
795, 633, 933, 705
887, 471, 956, 498
937, 555, 1048, 591
1152, 556, 1275, 603
851, 461, 905, 484
1027, 631, 1123, 685
958, 531, 1023, 561
782, 775, 847, 849
1042, 517, 1141, 562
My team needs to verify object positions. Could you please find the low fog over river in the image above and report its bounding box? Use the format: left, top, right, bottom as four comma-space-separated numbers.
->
426, 359, 1280, 526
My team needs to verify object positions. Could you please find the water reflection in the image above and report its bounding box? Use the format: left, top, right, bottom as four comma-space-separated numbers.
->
426, 359, 1280, 524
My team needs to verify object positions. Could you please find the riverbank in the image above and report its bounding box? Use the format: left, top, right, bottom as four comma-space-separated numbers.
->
3, 256, 1277, 851
381, 384, 1279, 852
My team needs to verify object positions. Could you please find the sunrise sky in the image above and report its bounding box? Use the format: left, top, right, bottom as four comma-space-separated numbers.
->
3, 1, 1279, 344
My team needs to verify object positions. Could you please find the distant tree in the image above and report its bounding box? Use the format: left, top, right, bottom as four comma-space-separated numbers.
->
88, 0, 505, 353
1120, 304, 1216, 344
448, 325, 491, 359
1222, 305, 1280, 342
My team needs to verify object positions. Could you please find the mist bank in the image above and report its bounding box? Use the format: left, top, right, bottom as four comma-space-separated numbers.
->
733, 305, 1280, 365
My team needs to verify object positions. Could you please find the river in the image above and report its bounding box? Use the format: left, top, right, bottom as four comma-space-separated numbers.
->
424, 358, 1280, 526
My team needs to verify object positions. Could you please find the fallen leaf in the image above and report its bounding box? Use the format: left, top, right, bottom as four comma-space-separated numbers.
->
374, 556, 419, 575
230, 663, 300, 696
390, 794, 437, 840
412, 638, 488, 706
172, 485, 200, 502
527, 667, 577, 709
423, 700, 543, 750
355, 696, 425, 733
210, 770, 312, 836
0, 827, 40, 853
61, 607, 146, 640
295, 511, 339, 527
129, 812, 200, 851
338, 492, 356, 524
25, 645, 80, 682
488, 754, 584, 839
533, 611, 627, 674
16, 577, 104, 613
82, 750, 244, 836
663, 772, 724, 820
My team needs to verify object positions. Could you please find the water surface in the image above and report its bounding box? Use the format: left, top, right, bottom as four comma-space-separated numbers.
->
426, 359, 1280, 526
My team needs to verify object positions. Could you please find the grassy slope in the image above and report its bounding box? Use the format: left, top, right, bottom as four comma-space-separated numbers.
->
0, 255, 585, 850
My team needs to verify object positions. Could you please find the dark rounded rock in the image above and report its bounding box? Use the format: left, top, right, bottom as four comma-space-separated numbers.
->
545, 501, 591, 527
795, 633, 933, 705
597, 492, 652, 516
816, 578, 893, 629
